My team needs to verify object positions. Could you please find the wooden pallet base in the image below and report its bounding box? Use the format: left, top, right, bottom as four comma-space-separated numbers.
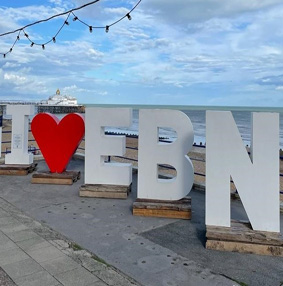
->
133, 197, 191, 219
31, 171, 80, 185
206, 220, 283, 256
0, 163, 37, 176
79, 184, 131, 199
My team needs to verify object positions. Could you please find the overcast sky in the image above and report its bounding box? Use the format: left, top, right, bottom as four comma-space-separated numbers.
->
0, 0, 283, 107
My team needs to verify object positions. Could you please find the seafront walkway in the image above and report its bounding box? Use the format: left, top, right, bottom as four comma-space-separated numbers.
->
0, 158, 282, 286
0, 196, 139, 286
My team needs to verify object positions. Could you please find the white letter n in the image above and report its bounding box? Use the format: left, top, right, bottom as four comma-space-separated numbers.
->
206, 111, 279, 232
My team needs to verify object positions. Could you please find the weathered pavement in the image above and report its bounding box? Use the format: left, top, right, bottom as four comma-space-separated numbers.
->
0, 196, 141, 286
0, 158, 282, 286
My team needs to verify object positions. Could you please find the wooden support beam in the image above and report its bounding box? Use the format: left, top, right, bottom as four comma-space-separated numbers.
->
0, 163, 37, 176
31, 171, 80, 185
206, 220, 283, 257
133, 197, 191, 219
79, 184, 131, 199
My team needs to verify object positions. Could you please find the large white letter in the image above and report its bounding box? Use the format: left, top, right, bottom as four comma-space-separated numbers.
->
138, 109, 194, 200
85, 108, 132, 186
206, 111, 279, 232
5, 105, 35, 165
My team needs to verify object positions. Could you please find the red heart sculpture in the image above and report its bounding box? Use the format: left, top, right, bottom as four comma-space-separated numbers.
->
31, 113, 85, 173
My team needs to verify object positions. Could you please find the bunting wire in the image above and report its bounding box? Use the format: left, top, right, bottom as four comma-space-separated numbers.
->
0, 0, 142, 58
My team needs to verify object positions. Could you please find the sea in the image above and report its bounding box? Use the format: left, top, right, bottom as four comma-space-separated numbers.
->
4, 106, 283, 149
105, 108, 283, 149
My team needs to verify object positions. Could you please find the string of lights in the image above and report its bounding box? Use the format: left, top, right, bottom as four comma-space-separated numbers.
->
0, 0, 141, 58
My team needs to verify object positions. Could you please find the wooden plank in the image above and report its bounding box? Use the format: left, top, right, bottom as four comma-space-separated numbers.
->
31, 170, 80, 185
80, 190, 128, 199
0, 164, 30, 170
133, 197, 191, 219
206, 240, 283, 257
133, 201, 190, 211
206, 220, 282, 246
31, 177, 73, 185
0, 163, 37, 176
133, 208, 191, 219
32, 171, 80, 180
0, 169, 28, 176
135, 197, 191, 205
79, 184, 130, 199
206, 220, 283, 256
81, 184, 131, 193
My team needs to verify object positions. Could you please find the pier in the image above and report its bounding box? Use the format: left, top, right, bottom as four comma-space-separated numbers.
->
0, 101, 85, 114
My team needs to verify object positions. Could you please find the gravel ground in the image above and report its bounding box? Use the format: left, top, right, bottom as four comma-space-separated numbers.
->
0, 267, 16, 286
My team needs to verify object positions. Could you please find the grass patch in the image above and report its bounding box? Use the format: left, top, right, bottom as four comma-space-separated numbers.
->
70, 242, 83, 251
220, 274, 248, 286
236, 282, 248, 286
69, 242, 110, 267
91, 255, 110, 267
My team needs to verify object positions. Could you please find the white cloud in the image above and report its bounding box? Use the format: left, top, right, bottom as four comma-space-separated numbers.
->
88, 48, 104, 58
104, 7, 129, 15
4, 73, 27, 84
143, 0, 283, 24
62, 85, 92, 94
48, 0, 63, 6
0, 5, 65, 23
2, 62, 21, 68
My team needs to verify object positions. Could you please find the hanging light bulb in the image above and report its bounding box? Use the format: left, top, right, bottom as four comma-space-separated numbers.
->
89, 26, 93, 33
73, 16, 78, 21
3, 54, 6, 58
126, 13, 132, 20
9, 48, 12, 52
105, 25, 109, 33
53, 37, 56, 43
30, 42, 34, 47
17, 35, 20, 41
65, 20, 69, 25
24, 33, 29, 38
42, 44, 45, 50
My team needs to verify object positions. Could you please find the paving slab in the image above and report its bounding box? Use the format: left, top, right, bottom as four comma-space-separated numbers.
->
27, 245, 65, 263
0, 248, 29, 267
40, 255, 79, 275
6, 229, 40, 243
17, 236, 50, 252
55, 267, 100, 286
1, 223, 28, 234
2, 258, 44, 280
0, 234, 18, 253
0, 217, 19, 227
0, 209, 10, 218
0, 267, 16, 286
13, 270, 61, 286
90, 281, 108, 286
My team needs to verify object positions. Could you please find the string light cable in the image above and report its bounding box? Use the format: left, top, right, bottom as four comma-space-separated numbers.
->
0, 0, 141, 58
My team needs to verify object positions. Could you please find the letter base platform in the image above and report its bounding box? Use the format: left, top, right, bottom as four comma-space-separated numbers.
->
31, 171, 80, 185
79, 184, 131, 199
0, 163, 37, 176
133, 197, 191, 219
206, 220, 283, 257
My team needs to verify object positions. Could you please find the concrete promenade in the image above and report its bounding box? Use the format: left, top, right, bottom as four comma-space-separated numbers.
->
0, 159, 282, 286
0, 197, 141, 286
